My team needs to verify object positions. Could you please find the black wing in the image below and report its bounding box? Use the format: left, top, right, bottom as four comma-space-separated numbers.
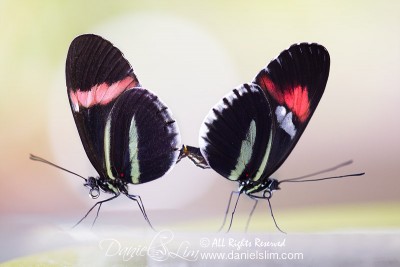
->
253, 43, 330, 178
66, 34, 139, 179
199, 84, 274, 182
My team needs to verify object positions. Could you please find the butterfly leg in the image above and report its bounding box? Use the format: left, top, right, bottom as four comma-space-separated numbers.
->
217, 190, 241, 232
266, 198, 286, 234
226, 191, 242, 233
72, 193, 120, 228
125, 193, 157, 232
245, 197, 259, 232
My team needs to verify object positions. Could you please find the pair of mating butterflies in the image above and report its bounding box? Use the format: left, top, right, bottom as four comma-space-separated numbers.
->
31, 34, 361, 231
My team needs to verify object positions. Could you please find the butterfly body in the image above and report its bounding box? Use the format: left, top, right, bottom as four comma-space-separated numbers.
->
238, 178, 280, 198
83, 176, 122, 198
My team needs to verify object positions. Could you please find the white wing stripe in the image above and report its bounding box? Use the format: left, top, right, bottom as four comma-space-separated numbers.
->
252, 125, 273, 182
104, 117, 115, 180
229, 120, 256, 180
129, 116, 140, 184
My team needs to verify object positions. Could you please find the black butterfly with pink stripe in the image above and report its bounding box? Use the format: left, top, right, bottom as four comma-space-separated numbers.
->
32, 34, 181, 229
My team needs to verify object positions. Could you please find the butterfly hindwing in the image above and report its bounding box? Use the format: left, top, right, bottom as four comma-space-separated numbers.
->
253, 43, 330, 178
199, 84, 274, 182
104, 88, 181, 184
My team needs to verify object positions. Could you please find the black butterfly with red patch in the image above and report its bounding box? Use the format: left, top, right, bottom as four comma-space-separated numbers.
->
179, 43, 335, 232
31, 34, 181, 229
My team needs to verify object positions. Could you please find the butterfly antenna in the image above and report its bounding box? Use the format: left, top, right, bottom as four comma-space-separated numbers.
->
280, 172, 365, 183
30, 154, 86, 180
279, 160, 365, 183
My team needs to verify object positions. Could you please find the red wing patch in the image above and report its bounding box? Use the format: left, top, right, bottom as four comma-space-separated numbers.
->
284, 85, 310, 123
69, 76, 138, 111
258, 75, 310, 123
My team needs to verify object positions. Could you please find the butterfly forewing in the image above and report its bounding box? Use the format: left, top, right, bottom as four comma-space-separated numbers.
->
66, 34, 140, 178
253, 43, 330, 178
199, 84, 274, 182
105, 89, 181, 184
66, 34, 139, 94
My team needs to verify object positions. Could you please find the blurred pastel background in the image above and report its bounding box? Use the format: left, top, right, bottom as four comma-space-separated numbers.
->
0, 0, 399, 265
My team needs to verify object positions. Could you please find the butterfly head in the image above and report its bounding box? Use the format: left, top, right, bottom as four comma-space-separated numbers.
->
240, 178, 281, 199
84, 176, 101, 199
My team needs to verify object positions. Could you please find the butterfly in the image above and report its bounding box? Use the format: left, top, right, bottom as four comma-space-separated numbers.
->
31, 34, 181, 229
178, 43, 364, 232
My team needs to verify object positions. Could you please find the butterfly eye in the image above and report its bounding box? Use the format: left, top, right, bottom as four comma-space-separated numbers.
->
263, 190, 272, 199
89, 188, 100, 199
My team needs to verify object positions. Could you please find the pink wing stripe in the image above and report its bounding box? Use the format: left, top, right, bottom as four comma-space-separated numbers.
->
69, 76, 137, 111
98, 77, 137, 105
